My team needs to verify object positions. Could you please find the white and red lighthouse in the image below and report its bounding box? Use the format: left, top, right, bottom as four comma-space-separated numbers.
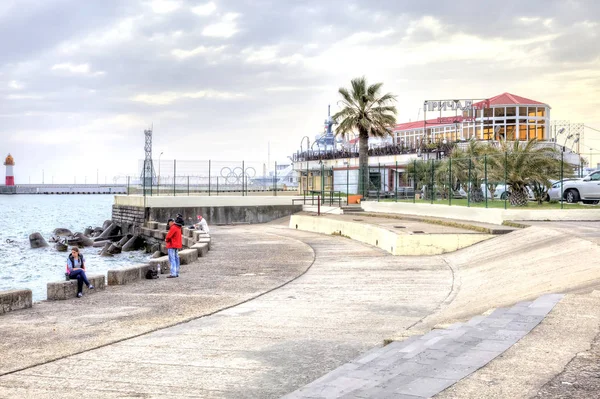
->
4, 154, 15, 186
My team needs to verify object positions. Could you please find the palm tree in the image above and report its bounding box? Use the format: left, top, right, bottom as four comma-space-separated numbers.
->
448, 140, 490, 202
488, 139, 573, 206
332, 77, 397, 197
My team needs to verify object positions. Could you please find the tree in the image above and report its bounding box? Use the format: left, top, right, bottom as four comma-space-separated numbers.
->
488, 139, 572, 206
332, 77, 397, 197
448, 140, 491, 202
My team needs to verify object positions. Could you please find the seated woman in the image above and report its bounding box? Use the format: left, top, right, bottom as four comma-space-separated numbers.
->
66, 247, 94, 298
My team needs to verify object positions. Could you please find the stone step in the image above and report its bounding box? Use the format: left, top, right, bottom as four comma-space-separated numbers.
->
283, 294, 565, 399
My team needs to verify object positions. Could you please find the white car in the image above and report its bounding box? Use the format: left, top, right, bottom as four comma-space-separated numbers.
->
561, 171, 600, 204
547, 179, 576, 201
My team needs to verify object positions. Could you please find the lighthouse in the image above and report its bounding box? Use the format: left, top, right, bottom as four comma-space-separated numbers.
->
4, 154, 15, 186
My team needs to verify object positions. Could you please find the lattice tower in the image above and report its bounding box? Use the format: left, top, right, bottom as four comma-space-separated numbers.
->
141, 128, 156, 186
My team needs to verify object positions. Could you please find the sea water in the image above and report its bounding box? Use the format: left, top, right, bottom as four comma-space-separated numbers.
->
0, 195, 149, 301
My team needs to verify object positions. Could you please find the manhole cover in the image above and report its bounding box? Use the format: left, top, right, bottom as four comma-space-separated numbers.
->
353, 219, 364, 221
394, 226, 406, 229
413, 231, 425, 234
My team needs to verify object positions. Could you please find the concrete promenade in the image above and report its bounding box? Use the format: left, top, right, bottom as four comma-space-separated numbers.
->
0, 219, 453, 398
1, 215, 600, 398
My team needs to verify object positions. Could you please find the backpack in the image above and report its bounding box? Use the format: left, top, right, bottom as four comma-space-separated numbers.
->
145, 269, 159, 279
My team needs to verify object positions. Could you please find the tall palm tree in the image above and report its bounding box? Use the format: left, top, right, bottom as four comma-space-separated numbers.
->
487, 139, 572, 206
332, 77, 397, 197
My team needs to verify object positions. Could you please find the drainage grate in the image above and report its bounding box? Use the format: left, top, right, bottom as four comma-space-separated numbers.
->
394, 226, 406, 229
413, 231, 425, 234
353, 219, 364, 222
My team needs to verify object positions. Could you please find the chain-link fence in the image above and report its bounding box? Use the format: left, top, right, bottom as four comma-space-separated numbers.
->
120, 159, 299, 197
379, 147, 587, 209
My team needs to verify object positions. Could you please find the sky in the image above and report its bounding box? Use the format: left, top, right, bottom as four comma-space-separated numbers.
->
0, 0, 599, 184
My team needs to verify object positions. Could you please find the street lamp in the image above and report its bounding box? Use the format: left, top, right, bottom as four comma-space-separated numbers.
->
158, 151, 163, 195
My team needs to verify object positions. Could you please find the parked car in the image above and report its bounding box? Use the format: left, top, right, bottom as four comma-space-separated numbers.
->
560, 171, 600, 204
547, 179, 577, 201
457, 183, 534, 201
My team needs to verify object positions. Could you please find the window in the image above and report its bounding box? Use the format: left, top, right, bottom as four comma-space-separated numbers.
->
506, 125, 516, 141
495, 107, 505, 117
484, 108, 493, 118
506, 107, 516, 117
519, 125, 527, 140
591, 172, 600, 181
537, 107, 545, 117
519, 107, 527, 116
528, 107, 537, 117
536, 125, 544, 140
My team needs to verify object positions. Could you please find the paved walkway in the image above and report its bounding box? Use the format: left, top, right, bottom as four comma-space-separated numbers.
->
0, 222, 453, 398
284, 294, 564, 398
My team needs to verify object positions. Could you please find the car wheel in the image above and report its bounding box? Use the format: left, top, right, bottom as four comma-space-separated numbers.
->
565, 189, 580, 204
543, 193, 550, 202
500, 192, 509, 200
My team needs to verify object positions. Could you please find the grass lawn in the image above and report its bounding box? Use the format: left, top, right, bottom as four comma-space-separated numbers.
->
381, 198, 593, 209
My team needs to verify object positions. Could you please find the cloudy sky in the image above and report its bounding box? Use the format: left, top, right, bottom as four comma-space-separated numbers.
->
1, 0, 599, 183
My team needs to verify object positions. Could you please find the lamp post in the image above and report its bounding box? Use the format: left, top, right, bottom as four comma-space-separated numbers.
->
158, 151, 163, 196
590, 148, 594, 169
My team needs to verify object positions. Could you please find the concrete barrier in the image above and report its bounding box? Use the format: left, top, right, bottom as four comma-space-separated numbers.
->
290, 215, 493, 256
147, 221, 158, 229
47, 274, 105, 300
179, 249, 198, 265
182, 228, 194, 238
191, 243, 209, 257
149, 256, 171, 274
0, 289, 32, 314
361, 201, 600, 225
193, 231, 210, 241
196, 237, 211, 250
157, 223, 167, 231
107, 263, 153, 285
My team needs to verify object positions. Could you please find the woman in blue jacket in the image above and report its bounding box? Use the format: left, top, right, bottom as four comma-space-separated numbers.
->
66, 247, 94, 298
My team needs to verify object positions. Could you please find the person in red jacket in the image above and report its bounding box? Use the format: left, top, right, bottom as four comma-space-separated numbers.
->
166, 217, 183, 278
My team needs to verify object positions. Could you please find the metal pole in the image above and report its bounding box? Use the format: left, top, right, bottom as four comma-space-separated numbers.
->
173, 159, 176, 196
143, 162, 146, 197
395, 160, 398, 202
274, 161, 278, 196
413, 159, 417, 203
317, 195, 321, 216
216, 176, 219, 196
208, 160, 211, 196
346, 163, 349, 205
377, 162, 381, 202
504, 151, 508, 210
430, 159, 434, 204
484, 154, 488, 208
321, 162, 324, 204
561, 150, 564, 209
468, 158, 472, 207
449, 157, 452, 206
187, 176, 190, 196
242, 160, 245, 196
127, 176, 130, 195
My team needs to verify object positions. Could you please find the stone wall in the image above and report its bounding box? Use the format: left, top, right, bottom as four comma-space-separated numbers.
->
112, 205, 148, 235
0, 289, 32, 314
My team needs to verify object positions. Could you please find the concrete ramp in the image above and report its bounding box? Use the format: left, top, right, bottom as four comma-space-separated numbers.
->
422, 225, 600, 328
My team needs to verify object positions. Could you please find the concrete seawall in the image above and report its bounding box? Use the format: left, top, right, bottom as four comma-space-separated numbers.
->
112, 195, 302, 234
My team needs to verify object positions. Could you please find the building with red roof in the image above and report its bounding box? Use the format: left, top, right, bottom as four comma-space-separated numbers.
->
393, 93, 550, 148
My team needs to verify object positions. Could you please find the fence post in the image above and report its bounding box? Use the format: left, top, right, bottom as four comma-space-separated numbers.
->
395, 160, 398, 202
449, 157, 452, 206
504, 151, 508, 210
430, 159, 434, 204
208, 160, 211, 196
173, 159, 176, 196
242, 160, 245, 196
377, 162, 381, 202
187, 176, 190, 196
274, 161, 278, 196
484, 154, 488, 208
468, 157, 472, 207
346, 163, 349, 205
320, 162, 324, 204
216, 176, 219, 196
413, 159, 417, 203
127, 176, 130, 195
561, 150, 564, 210
143, 163, 146, 197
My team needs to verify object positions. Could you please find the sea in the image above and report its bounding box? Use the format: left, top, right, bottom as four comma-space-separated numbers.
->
0, 194, 150, 302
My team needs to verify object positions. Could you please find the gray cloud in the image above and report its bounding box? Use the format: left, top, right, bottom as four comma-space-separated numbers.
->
0, 0, 599, 183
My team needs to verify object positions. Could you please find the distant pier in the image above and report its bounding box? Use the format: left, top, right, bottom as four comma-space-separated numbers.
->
0, 184, 126, 195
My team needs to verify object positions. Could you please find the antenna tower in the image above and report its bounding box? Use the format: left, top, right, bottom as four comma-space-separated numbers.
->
141, 127, 157, 188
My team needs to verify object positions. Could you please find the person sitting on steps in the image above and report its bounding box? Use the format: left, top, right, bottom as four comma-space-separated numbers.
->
66, 247, 94, 298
